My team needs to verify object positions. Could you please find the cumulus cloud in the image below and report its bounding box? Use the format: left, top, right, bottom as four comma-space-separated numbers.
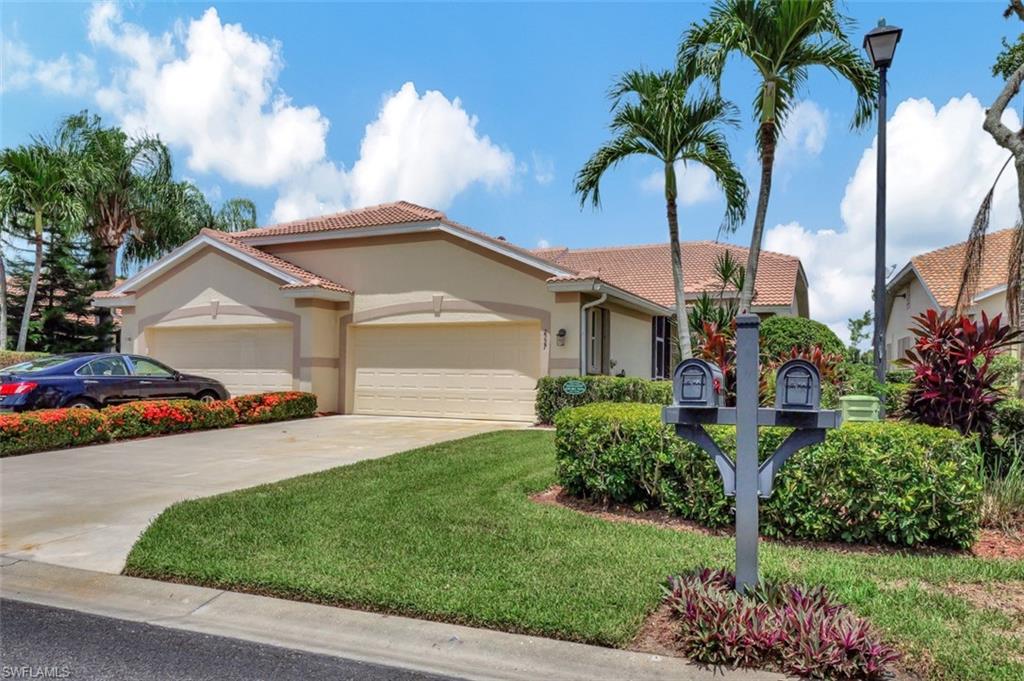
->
532, 152, 555, 185
70, 2, 516, 222
1, 38, 97, 95
641, 162, 719, 206
537, 238, 551, 249
776, 100, 828, 162
764, 94, 1020, 336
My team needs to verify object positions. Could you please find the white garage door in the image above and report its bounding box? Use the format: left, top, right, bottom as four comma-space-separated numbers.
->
352, 323, 540, 422
147, 325, 294, 396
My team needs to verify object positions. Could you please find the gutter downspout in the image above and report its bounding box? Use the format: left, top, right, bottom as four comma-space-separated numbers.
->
580, 291, 608, 375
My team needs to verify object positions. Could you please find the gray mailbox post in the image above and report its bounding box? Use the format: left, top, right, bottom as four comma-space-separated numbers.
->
662, 315, 841, 593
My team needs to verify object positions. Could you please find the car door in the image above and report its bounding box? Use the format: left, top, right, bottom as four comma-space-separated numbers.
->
128, 356, 191, 401
76, 356, 135, 405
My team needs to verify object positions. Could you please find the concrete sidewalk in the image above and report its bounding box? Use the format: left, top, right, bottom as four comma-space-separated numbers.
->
0, 559, 783, 681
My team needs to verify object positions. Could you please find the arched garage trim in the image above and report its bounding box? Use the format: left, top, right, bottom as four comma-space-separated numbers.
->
137, 304, 301, 379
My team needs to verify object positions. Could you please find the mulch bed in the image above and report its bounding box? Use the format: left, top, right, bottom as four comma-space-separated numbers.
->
530, 485, 1024, 560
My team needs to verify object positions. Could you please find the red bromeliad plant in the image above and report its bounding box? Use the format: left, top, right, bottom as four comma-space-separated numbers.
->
899, 309, 1022, 437
694, 320, 736, 404
664, 568, 900, 679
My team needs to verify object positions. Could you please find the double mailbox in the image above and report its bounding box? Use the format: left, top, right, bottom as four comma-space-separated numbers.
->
672, 357, 822, 412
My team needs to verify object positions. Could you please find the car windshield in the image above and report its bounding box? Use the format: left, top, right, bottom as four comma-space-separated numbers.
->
2, 355, 76, 373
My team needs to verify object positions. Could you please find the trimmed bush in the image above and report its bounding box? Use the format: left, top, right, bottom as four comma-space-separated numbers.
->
229, 391, 318, 423
105, 400, 236, 440
535, 375, 671, 424
994, 398, 1024, 442
0, 408, 109, 457
554, 402, 981, 547
0, 391, 318, 457
0, 350, 48, 370
759, 316, 844, 359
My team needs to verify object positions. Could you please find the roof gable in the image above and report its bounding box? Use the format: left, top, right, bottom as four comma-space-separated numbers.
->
909, 228, 1014, 308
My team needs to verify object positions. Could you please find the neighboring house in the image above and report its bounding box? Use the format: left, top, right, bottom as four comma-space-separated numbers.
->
886, 227, 1015, 367
93, 201, 808, 421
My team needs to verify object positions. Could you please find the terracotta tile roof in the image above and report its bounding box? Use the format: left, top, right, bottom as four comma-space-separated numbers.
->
234, 201, 444, 240
534, 241, 801, 307
202, 229, 353, 293
910, 228, 1014, 308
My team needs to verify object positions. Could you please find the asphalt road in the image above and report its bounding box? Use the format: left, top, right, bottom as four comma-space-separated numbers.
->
0, 599, 464, 681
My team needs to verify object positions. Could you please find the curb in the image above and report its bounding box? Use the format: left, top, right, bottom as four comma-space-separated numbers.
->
0, 559, 783, 681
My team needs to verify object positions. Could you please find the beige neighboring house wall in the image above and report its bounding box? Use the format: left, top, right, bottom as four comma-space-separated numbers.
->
95, 201, 808, 422
885, 228, 1016, 369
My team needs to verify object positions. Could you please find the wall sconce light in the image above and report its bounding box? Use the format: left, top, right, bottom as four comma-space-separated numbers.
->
556, 328, 567, 347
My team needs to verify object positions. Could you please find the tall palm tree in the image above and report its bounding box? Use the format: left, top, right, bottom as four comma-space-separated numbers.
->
0, 144, 75, 351
680, 0, 876, 311
56, 112, 222, 348
576, 69, 748, 359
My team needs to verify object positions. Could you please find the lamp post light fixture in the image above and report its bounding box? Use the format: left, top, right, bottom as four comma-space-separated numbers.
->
863, 19, 902, 403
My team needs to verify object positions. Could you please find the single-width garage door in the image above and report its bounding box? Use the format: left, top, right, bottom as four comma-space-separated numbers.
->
352, 322, 540, 422
147, 325, 294, 396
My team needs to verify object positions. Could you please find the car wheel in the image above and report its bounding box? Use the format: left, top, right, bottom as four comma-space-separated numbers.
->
197, 391, 219, 405
66, 398, 97, 410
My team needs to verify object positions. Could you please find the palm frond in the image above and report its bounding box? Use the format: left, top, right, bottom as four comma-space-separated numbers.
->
955, 156, 1015, 314
574, 133, 649, 208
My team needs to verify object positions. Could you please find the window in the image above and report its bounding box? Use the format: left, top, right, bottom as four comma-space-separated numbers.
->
651, 316, 673, 380
587, 308, 603, 374
896, 336, 912, 360
78, 357, 129, 377
5, 355, 75, 373
130, 356, 174, 378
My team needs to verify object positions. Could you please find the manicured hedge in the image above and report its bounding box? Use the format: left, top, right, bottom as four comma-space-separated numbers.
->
0, 350, 48, 369
230, 391, 319, 424
0, 408, 108, 457
0, 391, 318, 457
554, 402, 981, 547
536, 375, 671, 424
105, 400, 237, 440
759, 316, 845, 359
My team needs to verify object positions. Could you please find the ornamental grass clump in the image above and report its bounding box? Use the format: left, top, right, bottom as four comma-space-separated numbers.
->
664, 568, 900, 680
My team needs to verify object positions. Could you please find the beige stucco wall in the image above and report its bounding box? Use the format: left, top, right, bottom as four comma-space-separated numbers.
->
886, 275, 935, 368
607, 303, 653, 377
266, 234, 586, 386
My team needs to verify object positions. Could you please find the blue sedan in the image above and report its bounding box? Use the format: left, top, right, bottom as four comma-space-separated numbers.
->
0, 353, 230, 412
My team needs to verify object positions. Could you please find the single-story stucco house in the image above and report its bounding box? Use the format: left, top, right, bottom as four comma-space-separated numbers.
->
94, 201, 808, 421
886, 227, 1015, 367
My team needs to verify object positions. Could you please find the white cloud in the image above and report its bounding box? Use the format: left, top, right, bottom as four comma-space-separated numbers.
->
537, 238, 551, 249
776, 100, 828, 162
1, 38, 97, 95
69, 2, 516, 222
641, 162, 719, 206
765, 94, 1020, 334
532, 152, 555, 185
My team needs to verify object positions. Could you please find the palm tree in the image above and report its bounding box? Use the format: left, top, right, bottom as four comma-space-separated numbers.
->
576, 69, 748, 359
0, 144, 75, 351
680, 0, 877, 311
56, 112, 223, 348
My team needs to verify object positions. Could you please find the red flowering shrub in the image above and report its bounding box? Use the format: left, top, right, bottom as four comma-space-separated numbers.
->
1, 408, 109, 457
0, 391, 317, 457
664, 568, 900, 679
900, 309, 1022, 437
105, 400, 236, 440
229, 391, 318, 424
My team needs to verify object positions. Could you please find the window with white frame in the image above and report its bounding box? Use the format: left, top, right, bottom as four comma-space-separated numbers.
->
587, 307, 605, 374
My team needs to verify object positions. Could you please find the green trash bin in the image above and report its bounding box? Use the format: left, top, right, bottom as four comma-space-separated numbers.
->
839, 395, 881, 422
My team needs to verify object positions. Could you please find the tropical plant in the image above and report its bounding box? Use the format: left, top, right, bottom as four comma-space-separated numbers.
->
759, 315, 845, 359
899, 309, 1023, 437
846, 309, 872, 362
54, 112, 242, 347
688, 250, 745, 332
576, 69, 748, 359
693, 319, 737, 403
680, 0, 877, 311
0, 143, 77, 351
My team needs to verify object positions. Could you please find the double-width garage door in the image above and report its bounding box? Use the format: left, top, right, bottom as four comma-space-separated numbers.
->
147, 325, 294, 397
352, 323, 540, 422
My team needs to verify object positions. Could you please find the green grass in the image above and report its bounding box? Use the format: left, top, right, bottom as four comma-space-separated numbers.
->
126, 430, 1024, 681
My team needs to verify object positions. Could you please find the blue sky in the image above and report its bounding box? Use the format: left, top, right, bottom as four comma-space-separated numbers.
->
2, 1, 1021, 334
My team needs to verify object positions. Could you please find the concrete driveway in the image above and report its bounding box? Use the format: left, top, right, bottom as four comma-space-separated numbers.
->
0, 416, 521, 573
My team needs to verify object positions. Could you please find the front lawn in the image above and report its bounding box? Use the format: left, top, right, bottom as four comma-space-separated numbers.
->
126, 430, 1024, 681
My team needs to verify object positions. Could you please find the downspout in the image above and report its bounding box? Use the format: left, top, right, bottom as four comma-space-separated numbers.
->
580, 291, 608, 375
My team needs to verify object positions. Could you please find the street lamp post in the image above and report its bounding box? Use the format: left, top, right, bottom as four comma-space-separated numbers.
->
863, 19, 903, 401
